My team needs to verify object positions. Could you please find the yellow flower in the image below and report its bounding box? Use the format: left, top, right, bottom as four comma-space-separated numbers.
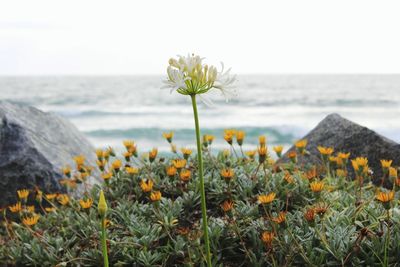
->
35, 189, 43, 203
111, 159, 122, 171
17, 189, 29, 201
205, 135, 215, 144
96, 149, 104, 159
123, 151, 132, 161
57, 194, 70, 206
126, 167, 139, 175
220, 168, 234, 181
337, 152, 350, 160
26, 205, 35, 213
317, 146, 334, 156
273, 145, 283, 157
62, 166, 72, 176
261, 231, 274, 247
140, 179, 154, 192
9, 202, 22, 213
172, 159, 187, 169
181, 148, 192, 159
150, 191, 162, 202
45, 193, 57, 200
310, 181, 324, 192
123, 140, 135, 150
149, 148, 158, 162
288, 150, 297, 163
236, 130, 245, 146
376, 191, 395, 203
351, 157, 368, 174
258, 146, 268, 164
73, 155, 86, 169
98, 190, 108, 216
79, 198, 93, 209
336, 169, 346, 177
295, 139, 307, 154
389, 167, 398, 178
45, 207, 56, 213
259, 135, 266, 147
162, 132, 174, 143
180, 169, 192, 182
166, 166, 177, 177
224, 130, 235, 145
381, 159, 393, 169
258, 193, 276, 204
245, 150, 257, 160
220, 199, 234, 212
96, 159, 106, 170
284, 172, 295, 184
222, 149, 230, 158
22, 214, 40, 227
272, 212, 286, 224
101, 172, 112, 180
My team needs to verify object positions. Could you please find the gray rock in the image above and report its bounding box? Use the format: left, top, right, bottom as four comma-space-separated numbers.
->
0, 101, 98, 207
280, 113, 400, 182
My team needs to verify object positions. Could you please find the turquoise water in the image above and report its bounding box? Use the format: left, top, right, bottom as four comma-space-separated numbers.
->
1, 74, 400, 152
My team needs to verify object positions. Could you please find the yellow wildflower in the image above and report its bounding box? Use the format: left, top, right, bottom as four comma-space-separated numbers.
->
126, 166, 139, 175
295, 139, 307, 154
261, 231, 274, 247
220, 199, 234, 212
111, 159, 122, 171
181, 148, 192, 159
9, 202, 22, 213
236, 130, 245, 146
140, 179, 154, 192
162, 132, 174, 143
166, 166, 177, 177
272, 211, 286, 224
310, 181, 324, 192
17, 189, 29, 201
180, 169, 192, 182
79, 198, 93, 209
245, 150, 257, 160
220, 168, 234, 181
258, 193, 276, 204
172, 159, 187, 169
317, 146, 334, 156
259, 135, 266, 147
98, 190, 108, 216
150, 191, 162, 202
57, 194, 70, 206
381, 159, 393, 169
389, 167, 398, 178
273, 145, 283, 157
149, 148, 158, 162
45, 193, 57, 200
123, 140, 135, 150
22, 214, 40, 227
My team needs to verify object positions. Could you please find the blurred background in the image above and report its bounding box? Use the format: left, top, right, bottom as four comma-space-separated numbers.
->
1, 0, 400, 152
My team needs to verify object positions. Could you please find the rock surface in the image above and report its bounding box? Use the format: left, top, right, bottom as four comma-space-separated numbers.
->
0, 101, 98, 207
280, 113, 400, 181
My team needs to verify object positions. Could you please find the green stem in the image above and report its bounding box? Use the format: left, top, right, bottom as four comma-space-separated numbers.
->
190, 95, 212, 267
101, 217, 109, 267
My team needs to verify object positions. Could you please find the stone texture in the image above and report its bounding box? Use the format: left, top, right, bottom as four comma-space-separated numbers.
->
280, 113, 400, 181
0, 101, 98, 207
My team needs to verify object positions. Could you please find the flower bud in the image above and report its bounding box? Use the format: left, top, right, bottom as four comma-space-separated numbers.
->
98, 190, 108, 217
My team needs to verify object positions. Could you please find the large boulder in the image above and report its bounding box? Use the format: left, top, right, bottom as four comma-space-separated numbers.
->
280, 113, 400, 181
0, 101, 98, 207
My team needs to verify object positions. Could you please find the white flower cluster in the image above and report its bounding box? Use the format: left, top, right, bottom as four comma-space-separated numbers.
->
162, 54, 237, 102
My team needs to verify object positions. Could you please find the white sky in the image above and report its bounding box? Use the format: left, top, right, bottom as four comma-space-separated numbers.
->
1, 0, 400, 75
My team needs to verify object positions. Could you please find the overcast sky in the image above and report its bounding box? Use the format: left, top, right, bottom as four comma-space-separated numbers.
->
1, 0, 400, 75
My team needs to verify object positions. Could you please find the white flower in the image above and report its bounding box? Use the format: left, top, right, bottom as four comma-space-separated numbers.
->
162, 54, 237, 103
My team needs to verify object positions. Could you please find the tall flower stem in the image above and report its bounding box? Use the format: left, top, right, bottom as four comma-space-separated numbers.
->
101, 217, 109, 267
190, 94, 212, 267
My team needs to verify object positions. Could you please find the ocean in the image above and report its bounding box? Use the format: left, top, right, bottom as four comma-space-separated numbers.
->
1, 75, 399, 153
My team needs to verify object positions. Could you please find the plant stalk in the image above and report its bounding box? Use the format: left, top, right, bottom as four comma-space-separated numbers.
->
190, 94, 212, 267
101, 217, 109, 267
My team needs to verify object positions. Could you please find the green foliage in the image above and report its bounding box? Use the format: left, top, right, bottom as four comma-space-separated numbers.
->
1, 144, 400, 266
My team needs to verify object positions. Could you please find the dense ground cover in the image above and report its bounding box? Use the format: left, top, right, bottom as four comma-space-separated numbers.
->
1, 132, 399, 266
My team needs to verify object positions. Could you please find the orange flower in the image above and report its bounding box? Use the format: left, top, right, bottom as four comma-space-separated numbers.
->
236, 130, 245, 146
258, 193, 276, 204
126, 166, 139, 175
150, 191, 162, 202
317, 146, 334, 156
376, 191, 394, 203
172, 159, 187, 169
337, 152, 350, 160
166, 166, 177, 177
220, 168, 234, 181
57, 194, 70, 205
180, 169, 192, 182
220, 199, 234, 212
162, 132, 174, 143
73, 155, 86, 169
295, 139, 307, 154
272, 212, 286, 224
305, 166, 318, 180
284, 172, 294, 184
258, 146, 268, 164
288, 150, 297, 163
181, 148, 192, 159
9, 202, 22, 213
273, 145, 283, 157
17, 189, 29, 201
304, 208, 315, 223
79, 198, 93, 209
149, 148, 158, 162
381, 159, 392, 169
310, 181, 324, 192
224, 129, 235, 145
140, 179, 154, 192
261, 231, 274, 247
22, 214, 40, 226
111, 159, 122, 171
259, 136, 266, 147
